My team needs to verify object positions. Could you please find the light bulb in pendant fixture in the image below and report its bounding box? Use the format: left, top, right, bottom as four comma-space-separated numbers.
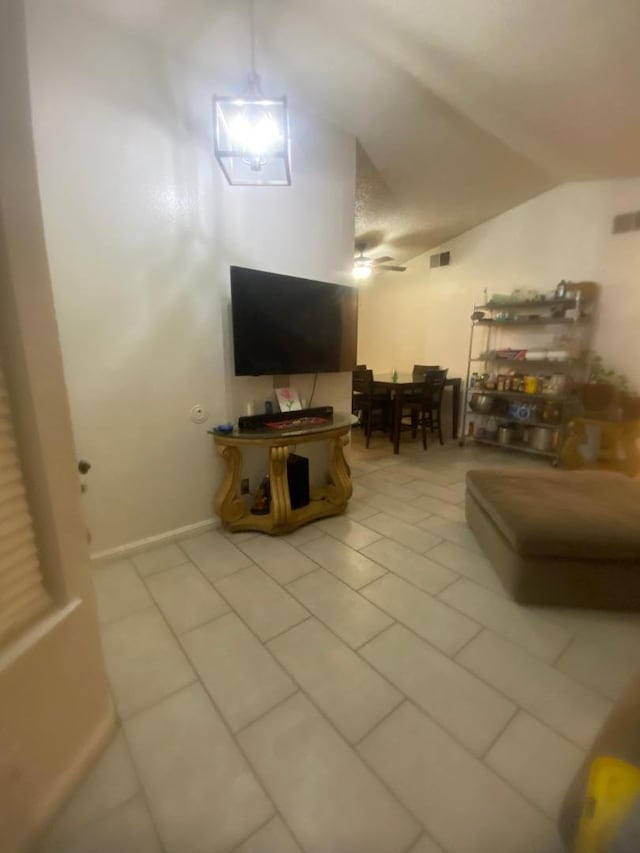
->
213, 3, 291, 186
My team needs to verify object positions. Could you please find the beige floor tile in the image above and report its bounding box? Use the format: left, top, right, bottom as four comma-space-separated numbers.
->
417, 515, 483, 553
369, 466, 420, 485
93, 559, 153, 625
413, 494, 466, 522
299, 535, 387, 589
439, 579, 572, 663
485, 711, 585, 819
350, 481, 377, 503
125, 683, 273, 853
395, 464, 462, 488
356, 473, 423, 501
239, 537, 318, 584
408, 479, 462, 504
145, 564, 229, 635
40, 796, 161, 853
131, 543, 190, 577
221, 529, 261, 543
314, 515, 384, 549
359, 702, 563, 853
268, 618, 402, 743
362, 574, 479, 655
101, 608, 195, 718
344, 499, 379, 521
181, 613, 296, 731
407, 834, 446, 853
534, 607, 640, 649
281, 525, 325, 546
178, 531, 253, 582
286, 569, 393, 649
555, 634, 640, 700
238, 693, 420, 853
457, 630, 612, 748
364, 493, 430, 524
361, 512, 443, 554
215, 566, 308, 641
427, 540, 505, 594
361, 538, 455, 595
42, 731, 139, 842
234, 816, 301, 853
361, 624, 514, 755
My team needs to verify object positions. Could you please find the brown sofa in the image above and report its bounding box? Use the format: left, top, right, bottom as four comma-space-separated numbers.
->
465, 468, 640, 609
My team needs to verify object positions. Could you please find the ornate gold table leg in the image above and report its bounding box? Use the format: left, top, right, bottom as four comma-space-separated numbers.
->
214, 445, 246, 526
269, 445, 291, 529
323, 433, 353, 507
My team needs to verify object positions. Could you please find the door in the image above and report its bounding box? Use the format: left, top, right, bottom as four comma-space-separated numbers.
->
0, 3, 113, 851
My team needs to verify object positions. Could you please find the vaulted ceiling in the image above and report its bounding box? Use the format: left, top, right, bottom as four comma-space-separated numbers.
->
59, 0, 640, 263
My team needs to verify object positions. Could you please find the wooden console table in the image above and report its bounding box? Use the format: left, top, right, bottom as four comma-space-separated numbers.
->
211, 415, 352, 535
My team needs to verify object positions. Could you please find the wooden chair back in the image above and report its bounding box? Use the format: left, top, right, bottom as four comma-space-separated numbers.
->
412, 364, 441, 381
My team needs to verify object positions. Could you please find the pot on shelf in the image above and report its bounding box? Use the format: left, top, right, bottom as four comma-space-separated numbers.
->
529, 426, 559, 452
497, 424, 518, 445
469, 393, 494, 414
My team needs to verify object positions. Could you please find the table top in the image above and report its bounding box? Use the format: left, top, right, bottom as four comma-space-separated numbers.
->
373, 373, 461, 386
210, 413, 353, 444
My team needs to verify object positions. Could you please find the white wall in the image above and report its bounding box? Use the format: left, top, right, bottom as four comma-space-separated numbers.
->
359, 179, 640, 389
26, 0, 355, 553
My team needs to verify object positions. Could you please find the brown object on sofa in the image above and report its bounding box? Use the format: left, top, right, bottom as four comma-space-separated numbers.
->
558, 669, 640, 849
465, 468, 640, 609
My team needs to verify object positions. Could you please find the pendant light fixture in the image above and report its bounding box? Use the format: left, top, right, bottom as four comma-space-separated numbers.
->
213, 0, 291, 186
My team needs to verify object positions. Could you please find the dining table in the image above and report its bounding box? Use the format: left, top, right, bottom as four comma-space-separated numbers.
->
372, 372, 463, 454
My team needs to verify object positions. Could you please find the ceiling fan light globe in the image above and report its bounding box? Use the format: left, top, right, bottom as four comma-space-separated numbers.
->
353, 263, 372, 280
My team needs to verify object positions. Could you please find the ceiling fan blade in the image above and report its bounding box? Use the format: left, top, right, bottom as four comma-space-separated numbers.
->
377, 265, 407, 272
371, 256, 393, 265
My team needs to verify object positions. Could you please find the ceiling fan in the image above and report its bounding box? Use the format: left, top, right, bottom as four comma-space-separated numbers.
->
353, 242, 406, 280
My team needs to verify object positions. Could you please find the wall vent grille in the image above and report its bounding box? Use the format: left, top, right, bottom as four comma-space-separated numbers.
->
430, 251, 451, 268
612, 210, 640, 234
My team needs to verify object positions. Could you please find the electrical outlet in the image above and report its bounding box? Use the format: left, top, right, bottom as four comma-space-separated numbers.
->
240, 478, 250, 494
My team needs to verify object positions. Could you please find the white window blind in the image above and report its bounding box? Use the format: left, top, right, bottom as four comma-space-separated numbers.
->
0, 355, 51, 644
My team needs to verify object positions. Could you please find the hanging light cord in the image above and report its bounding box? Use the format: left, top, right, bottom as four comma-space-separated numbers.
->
247, 0, 263, 95
250, 0, 256, 78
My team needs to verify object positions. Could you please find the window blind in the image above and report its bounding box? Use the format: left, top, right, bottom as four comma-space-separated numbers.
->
0, 355, 51, 644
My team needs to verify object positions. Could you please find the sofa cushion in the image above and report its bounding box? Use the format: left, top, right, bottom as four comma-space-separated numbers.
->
466, 468, 640, 560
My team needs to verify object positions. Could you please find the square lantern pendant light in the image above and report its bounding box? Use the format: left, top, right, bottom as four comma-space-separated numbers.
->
213, 1, 291, 186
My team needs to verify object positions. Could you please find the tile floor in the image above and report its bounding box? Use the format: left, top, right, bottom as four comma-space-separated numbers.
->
39, 430, 640, 853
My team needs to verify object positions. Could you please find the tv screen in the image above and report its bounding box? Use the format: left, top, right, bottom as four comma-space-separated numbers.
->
230, 266, 358, 376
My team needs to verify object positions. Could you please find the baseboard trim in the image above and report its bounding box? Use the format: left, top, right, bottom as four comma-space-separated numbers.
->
90, 517, 219, 564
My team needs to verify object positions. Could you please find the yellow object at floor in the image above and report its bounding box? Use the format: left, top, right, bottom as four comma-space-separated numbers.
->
575, 756, 640, 852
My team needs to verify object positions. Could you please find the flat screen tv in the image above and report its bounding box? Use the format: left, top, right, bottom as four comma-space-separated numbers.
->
230, 266, 358, 376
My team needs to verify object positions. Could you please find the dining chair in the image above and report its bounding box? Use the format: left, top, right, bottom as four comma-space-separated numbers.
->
412, 364, 440, 380
352, 369, 390, 448
400, 368, 449, 449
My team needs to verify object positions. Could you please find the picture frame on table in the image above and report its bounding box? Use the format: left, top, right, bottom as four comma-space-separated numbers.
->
275, 387, 302, 412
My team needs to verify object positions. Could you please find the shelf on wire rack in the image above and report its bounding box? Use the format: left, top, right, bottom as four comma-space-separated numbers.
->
469, 357, 576, 367
476, 298, 578, 310
474, 317, 590, 327
467, 436, 558, 459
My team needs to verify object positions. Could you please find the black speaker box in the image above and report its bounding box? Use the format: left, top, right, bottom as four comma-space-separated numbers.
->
287, 454, 310, 510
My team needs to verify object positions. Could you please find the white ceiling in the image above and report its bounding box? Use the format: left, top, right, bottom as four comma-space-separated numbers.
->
61, 0, 640, 262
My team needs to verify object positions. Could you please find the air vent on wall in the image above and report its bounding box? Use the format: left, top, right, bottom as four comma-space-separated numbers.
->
430, 251, 450, 268
612, 210, 640, 234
